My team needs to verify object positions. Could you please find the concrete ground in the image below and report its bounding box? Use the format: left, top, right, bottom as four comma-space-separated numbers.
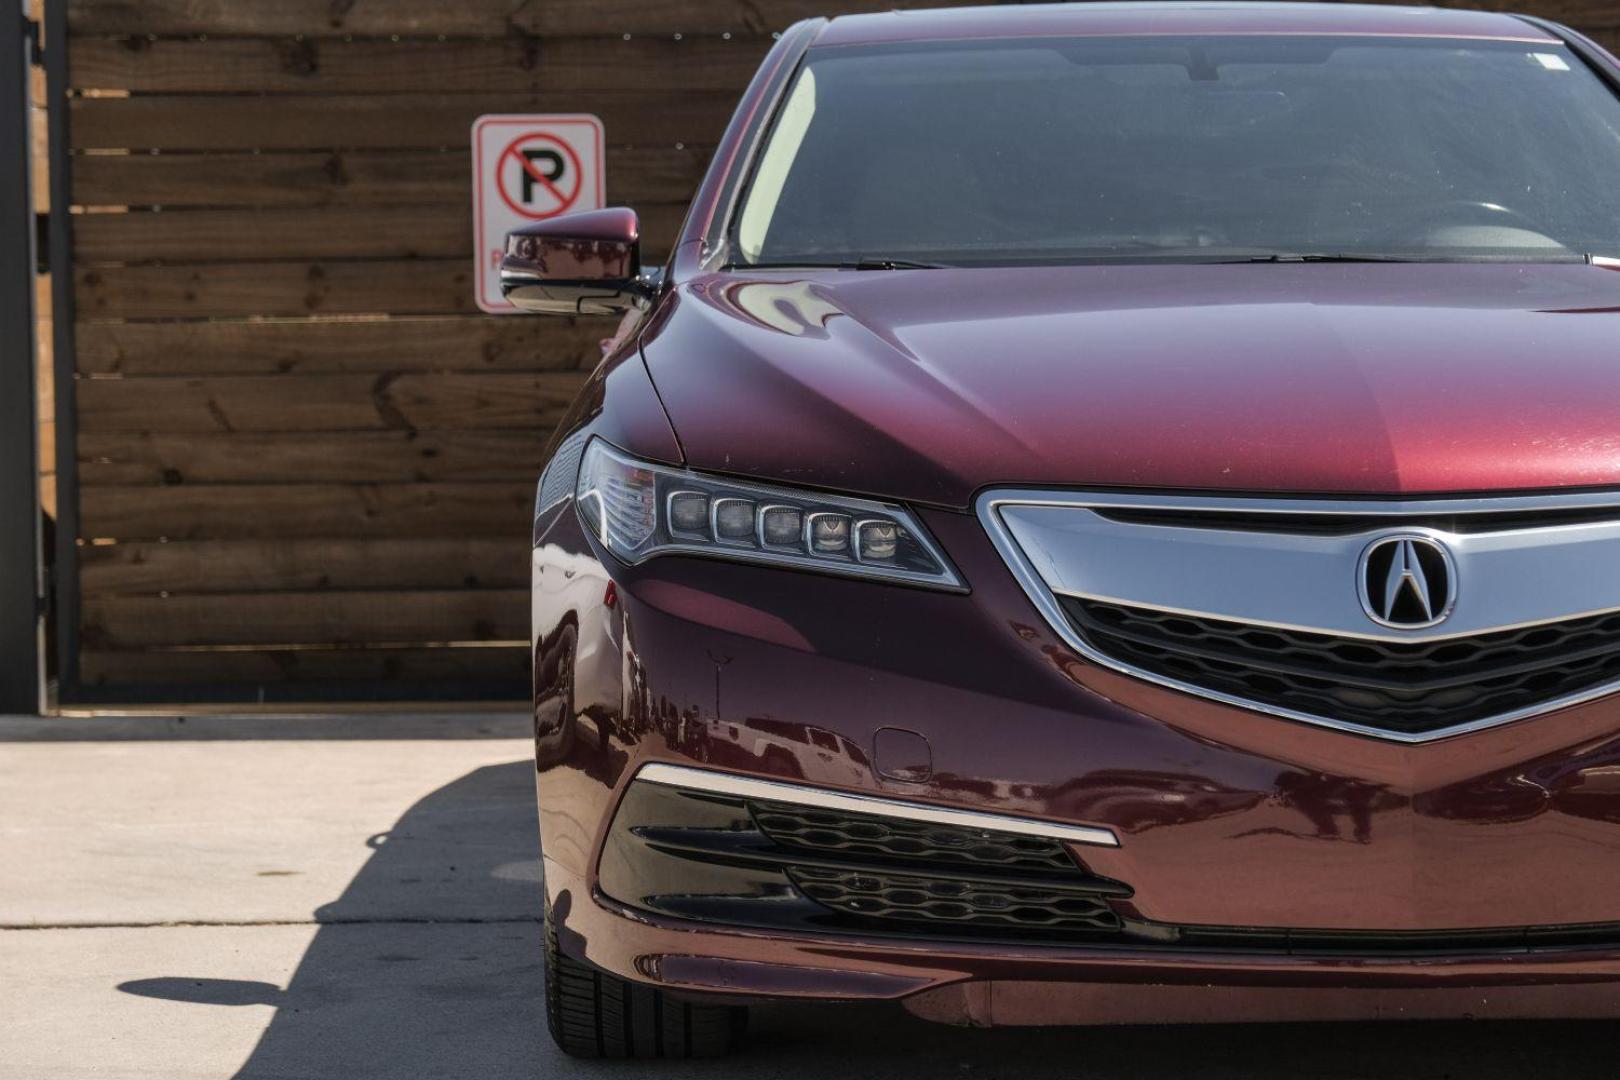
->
2, 714, 1615, 1079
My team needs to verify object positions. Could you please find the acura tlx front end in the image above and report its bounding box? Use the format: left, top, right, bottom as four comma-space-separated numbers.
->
521, 3, 1620, 1060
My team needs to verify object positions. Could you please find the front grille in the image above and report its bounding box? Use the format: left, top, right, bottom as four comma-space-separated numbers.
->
1065, 598, 1620, 736
750, 799, 1077, 873
788, 865, 1122, 934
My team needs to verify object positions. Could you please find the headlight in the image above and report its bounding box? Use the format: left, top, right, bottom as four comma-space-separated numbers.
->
574, 439, 964, 590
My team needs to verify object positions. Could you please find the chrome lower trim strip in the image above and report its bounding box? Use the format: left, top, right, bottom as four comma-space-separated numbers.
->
977, 488, 1620, 744
634, 762, 1121, 848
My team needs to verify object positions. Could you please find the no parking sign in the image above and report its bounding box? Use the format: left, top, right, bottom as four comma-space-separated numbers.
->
471, 114, 606, 314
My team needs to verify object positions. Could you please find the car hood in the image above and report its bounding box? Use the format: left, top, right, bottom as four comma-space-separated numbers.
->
639, 263, 1620, 508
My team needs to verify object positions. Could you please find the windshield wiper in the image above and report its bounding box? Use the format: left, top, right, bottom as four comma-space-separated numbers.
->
1239, 252, 1594, 265
724, 258, 950, 271
852, 258, 948, 270
1236, 253, 1428, 264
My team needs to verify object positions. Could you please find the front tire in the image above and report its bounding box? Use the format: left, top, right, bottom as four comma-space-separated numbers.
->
544, 905, 747, 1059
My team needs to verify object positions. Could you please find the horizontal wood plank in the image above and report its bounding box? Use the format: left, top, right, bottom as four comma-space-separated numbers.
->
73, 147, 710, 209
71, 92, 738, 150
71, 203, 687, 263
81, 483, 536, 540
80, 644, 528, 687
78, 259, 474, 318
76, 204, 471, 262
62, 0, 1617, 38
77, 371, 589, 433
82, 589, 528, 648
65, 0, 926, 36
80, 430, 550, 485
77, 316, 612, 375
80, 538, 529, 593
71, 35, 765, 93
74, 249, 684, 317
1425, 0, 1620, 25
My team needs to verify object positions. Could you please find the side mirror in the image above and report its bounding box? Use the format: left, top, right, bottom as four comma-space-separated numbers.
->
499, 207, 651, 316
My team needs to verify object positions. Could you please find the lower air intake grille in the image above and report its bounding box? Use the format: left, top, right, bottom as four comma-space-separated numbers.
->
750, 799, 1078, 872
606, 769, 1620, 952
788, 865, 1123, 934
1064, 598, 1620, 736
601, 774, 1129, 943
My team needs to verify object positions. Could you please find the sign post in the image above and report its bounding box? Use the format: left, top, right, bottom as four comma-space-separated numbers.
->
472, 114, 606, 314
1, 8, 41, 713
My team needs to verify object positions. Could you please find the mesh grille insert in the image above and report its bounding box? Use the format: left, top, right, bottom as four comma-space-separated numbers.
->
788, 865, 1122, 934
1064, 598, 1620, 735
749, 799, 1078, 873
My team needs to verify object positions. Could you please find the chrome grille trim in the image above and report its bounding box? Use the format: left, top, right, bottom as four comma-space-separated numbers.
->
635, 762, 1121, 848
977, 488, 1620, 743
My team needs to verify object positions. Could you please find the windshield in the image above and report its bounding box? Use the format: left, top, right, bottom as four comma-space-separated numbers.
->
730, 36, 1620, 266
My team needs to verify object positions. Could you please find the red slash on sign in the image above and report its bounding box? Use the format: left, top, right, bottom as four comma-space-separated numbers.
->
496, 132, 585, 220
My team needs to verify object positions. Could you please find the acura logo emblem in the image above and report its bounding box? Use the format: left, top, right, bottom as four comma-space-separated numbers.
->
1358, 534, 1456, 629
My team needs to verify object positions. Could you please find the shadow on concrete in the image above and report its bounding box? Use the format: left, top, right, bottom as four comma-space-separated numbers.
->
118, 758, 1617, 1080
120, 759, 548, 1079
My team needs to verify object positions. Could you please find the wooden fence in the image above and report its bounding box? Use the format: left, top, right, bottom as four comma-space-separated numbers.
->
45, 0, 1620, 704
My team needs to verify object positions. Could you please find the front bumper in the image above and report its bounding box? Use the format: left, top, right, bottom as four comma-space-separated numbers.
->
533, 501, 1620, 1022
548, 854, 1620, 1024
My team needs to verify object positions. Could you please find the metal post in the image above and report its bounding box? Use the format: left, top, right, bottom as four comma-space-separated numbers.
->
0, 1, 42, 713
44, 0, 78, 701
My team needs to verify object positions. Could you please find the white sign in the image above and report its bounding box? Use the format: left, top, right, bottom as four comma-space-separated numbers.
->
471, 114, 606, 314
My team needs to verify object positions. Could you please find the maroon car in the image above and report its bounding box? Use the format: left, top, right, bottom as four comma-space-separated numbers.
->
510, 3, 1620, 1058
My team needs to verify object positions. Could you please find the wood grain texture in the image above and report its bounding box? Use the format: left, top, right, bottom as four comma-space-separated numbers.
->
80, 538, 528, 593
70, 34, 765, 93
81, 483, 535, 540
1320, 0, 1619, 25
77, 371, 588, 434
63, 0, 1617, 38
80, 430, 550, 485
72, 202, 687, 263
80, 644, 528, 686
76, 205, 473, 262
65, 0, 924, 36
75, 251, 680, 318
73, 146, 710, 209
71, 92, 738, 150
78, 259, 477, 318
82, 589, 529, 648
76, 316, 612, 375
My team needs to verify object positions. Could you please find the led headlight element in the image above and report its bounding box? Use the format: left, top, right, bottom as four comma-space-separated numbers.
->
713, 498, 758, 542
808, 513, 851, 555
857, 520, 900, 562
667, 491, 709, 535
574, 439, 963, 589
760, 505, 804, 547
